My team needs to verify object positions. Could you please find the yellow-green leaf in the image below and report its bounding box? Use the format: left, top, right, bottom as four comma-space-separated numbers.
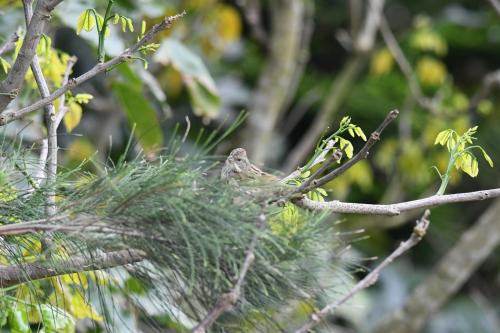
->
64, 102, 82, 133
0, 57, 11, 73
76, 9, 96, 34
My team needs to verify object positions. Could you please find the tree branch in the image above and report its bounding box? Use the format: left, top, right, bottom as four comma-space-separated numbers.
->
243, 0, 306, 165
488, 0, 500, 16
22, 0, 58, 216
294, 210, 431, 333
371, 198, 500, 333
297, 188, 500, 215
0, 249, 146, 288
190, 213, 266, 333
0, 0, 63, 111
54, 55, 78, 129
0, 32, 20, 56
379, 15, 437, 113
299, 109, 399, 193
0, 12, 185, 126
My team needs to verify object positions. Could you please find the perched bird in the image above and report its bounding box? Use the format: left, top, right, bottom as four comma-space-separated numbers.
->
221, 148, 277, 182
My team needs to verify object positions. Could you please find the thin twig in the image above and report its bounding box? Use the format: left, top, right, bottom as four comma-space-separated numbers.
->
468, 69, 500, 114
379, 16, 437, 113
0, 249, 146, 287
0, 32, 19, 56
372, 198, 500, 333
190, 213, 266, 333
299, 109, 399, 193
0, 12, 185, 126
297, 149, 343, 193
297, 188, 500, 215
54, 56, 78, 129
294, 210, 431, 333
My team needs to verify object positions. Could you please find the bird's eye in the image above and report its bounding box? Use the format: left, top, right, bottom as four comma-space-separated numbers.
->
236, 158, 242, 162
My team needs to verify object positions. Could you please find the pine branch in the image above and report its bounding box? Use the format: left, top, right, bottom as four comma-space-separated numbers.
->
0, 11, 185, 126
190, 213, 266, 333
294, 210, 431, 333
0, 249, 146, 287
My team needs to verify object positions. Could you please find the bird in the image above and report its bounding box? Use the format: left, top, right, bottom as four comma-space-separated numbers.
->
221, 148, 277, 183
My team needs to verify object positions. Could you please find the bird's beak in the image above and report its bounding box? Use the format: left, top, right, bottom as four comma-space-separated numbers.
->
234, 164, 241, 172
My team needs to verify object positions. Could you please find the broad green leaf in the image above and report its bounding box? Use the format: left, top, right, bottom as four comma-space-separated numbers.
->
153, 38, 220, 120
71, 292, 103, 321
40, 305, 75, 333
184, 77, 220, 120
434, 130, 449, 145
76, 9, 96, 34
64, 102, 82, 133
8, 308, 31, 333
113, 81, 164, 153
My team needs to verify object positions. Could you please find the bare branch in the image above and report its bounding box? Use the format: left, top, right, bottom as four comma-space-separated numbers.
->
243, 0, 306, 164
488, 0, 500, 16
0, 249, 146, 288
0, 0, 64, 111
297, 188, 500, 215
190, 213, 266, 333
294, 210, 431, 333
0, 32, 20, 56
354, 0, 385, 52
299, 109, 399, 193
372, 198, 500, 333
22, 0, 58, 215
54, 55, 78, 129
468, 69, 500, 114
379, 16, 437, 113
0, 12, 185, 126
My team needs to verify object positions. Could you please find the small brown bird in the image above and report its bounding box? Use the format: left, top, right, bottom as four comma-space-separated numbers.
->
221, 148, 277, 182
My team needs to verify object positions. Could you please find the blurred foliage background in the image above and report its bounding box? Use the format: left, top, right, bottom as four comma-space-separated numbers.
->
0, 0, 499, 332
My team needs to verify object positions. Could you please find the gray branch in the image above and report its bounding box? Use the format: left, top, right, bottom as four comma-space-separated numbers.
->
297, 188, 500, 215
294, 210, 431, 333
371, 198, 500, 333
0, 0, 63, 111
0, 32, 20, 56
0, 249, 146, 288
0, 12, 185, 126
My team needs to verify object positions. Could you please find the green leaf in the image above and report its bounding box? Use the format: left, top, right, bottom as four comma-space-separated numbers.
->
64, 102, 82, 133
113, 77, 164, 153
479, 147, 494, 167
355, 126, 367, 141
153, 38, 220, 120
184, 77, 221, 120
8, 308, 31, 333
434, 129, 449, 145
73, 93, 93, 104
76, 9, 96, 34
0, 57, 10, 74
40, 305, 75, 333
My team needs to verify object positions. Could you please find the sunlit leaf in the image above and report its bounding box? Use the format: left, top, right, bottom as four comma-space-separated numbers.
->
113, 71, 164, 152
40, 304, 75, 333
154, 38, 220, 120
76, 9, 96, 34
64, 102, 82, 133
